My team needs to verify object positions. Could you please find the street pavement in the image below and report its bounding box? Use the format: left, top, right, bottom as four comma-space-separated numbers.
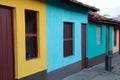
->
63, 55, 120, 80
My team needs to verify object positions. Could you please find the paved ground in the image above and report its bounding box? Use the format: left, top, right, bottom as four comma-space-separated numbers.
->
63, 55, 120, 80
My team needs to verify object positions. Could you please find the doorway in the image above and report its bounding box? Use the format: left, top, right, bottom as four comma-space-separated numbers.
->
81, 23, 87, 69
0, 6, 14, 80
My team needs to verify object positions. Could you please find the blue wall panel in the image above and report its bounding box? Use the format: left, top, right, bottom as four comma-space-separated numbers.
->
109, 26, 113, 51
86, 23, 113, 59
46, 0, 89, 72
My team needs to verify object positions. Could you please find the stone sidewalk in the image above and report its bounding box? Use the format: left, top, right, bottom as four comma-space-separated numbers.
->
63, 55, 120, 80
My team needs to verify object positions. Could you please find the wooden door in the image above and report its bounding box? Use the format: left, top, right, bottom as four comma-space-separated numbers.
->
81, 23, 87, 69
0, 6, 14, 80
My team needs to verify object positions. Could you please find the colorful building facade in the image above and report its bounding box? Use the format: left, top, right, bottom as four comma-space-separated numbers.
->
86, 22, 113, 67
46, 0, 98, 80
1, 0, 120, 80
113, 27, 120, 55
0, 0, 47, 80
86, 12, 120, 67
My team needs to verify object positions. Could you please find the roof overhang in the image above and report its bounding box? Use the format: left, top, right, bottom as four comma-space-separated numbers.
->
61, 0, 99, 12
88, 12, 120, 26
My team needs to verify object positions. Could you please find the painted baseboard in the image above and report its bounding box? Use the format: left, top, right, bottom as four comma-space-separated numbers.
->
47, 61, 81, 80
87, 53, 106, 67
87, 51, 113, 67
16, 70, 47, 80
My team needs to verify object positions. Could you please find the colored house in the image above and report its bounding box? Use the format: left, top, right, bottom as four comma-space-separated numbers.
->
86, 12, 120, 67
113, 26, 120, 56
1, 0, 120, 80
46, 0, 99, 80
0, 0, 47, 80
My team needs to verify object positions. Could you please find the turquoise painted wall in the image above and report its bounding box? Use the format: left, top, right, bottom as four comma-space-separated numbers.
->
109, 25, 113, 51
86, 22, 113, 59
46, 0, 89, 72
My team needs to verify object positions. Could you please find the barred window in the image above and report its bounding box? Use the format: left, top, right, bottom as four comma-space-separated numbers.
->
25, 10, 38, 59
96, 26, 102, 44
64, 22, 73, 57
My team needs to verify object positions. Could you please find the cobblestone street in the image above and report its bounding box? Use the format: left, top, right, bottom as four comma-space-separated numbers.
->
63, 54, 120, 80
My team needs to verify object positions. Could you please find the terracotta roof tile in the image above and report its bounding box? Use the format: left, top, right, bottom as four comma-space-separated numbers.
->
88, 12, 120, 26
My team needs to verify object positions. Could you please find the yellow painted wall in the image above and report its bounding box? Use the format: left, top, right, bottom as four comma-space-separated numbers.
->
0, 0, 46, 79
